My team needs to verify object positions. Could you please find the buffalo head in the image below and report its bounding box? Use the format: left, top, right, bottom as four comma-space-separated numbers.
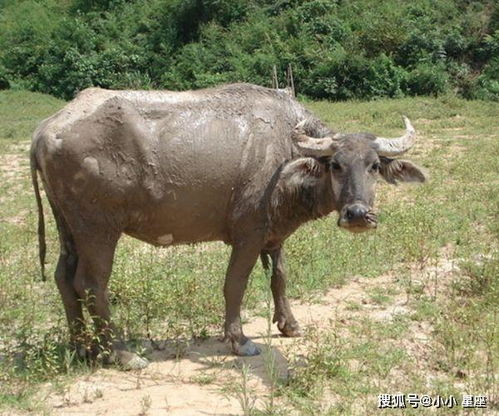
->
292, 116, 426, 232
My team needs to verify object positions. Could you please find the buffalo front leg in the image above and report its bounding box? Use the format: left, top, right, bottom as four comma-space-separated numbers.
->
262, 247, 301, 337
224, 241, 262, 356
73, 231, 148, 370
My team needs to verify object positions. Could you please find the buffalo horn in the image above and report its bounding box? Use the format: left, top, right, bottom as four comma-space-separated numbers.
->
373, 116, 416, 157
292, 120, 339, 157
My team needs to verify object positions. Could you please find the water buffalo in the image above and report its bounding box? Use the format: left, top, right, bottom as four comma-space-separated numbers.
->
31, 83, 426, 369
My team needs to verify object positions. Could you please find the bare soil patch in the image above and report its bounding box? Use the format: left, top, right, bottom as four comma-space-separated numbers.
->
0, 142, 30, 177
39, 250, 461, 416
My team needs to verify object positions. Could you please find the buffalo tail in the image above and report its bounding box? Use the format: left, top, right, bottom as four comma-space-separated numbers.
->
260, 251, 271, 271
30, 147, 46, 281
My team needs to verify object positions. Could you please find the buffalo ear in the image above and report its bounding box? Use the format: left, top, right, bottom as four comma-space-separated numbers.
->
277, 157, 323, 194
282, 157, 323, 178
379, 157, 427, 185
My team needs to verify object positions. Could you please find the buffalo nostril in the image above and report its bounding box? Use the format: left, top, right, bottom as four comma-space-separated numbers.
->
345, 205, 368, 221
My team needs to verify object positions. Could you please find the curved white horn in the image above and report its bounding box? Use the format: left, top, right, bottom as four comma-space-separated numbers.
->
292, 120, 339, 157
373, 116, 416, 156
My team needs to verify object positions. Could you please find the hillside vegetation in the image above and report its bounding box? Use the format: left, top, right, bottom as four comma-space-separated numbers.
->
0, 0, 498, 101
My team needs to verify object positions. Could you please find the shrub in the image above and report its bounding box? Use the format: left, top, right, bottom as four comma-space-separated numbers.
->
406, 62, 450, 96
302, 52, 407, 100
0, 0, 497, 101
471, 58, 499, 101
0, 65, 9, 90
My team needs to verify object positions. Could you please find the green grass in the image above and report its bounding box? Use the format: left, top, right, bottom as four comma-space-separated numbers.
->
0, 90, 498, 414
0, 90, 64, 143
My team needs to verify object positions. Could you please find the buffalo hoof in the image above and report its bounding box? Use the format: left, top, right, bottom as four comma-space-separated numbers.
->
276, 318, 302, 337
115, 350, 149, 371
233, 339, 261, 356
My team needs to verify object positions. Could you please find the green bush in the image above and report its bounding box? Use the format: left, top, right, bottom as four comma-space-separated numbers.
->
471, 58, 499, 101
406, 62, 450, 96
0, 0, 497, 101
0, 65, 9, 90
302, 53, 407, 100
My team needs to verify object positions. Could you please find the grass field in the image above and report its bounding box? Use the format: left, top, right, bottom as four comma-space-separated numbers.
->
0, 90, 498, 415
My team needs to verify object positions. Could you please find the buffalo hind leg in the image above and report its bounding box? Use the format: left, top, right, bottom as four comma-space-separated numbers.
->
224, 240, 262, 356
52, 214, 84, 352
73, 231, 148, 370
261, 247, 301, 337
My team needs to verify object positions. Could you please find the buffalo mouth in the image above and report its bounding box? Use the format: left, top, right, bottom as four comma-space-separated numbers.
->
337, 205, 378, 233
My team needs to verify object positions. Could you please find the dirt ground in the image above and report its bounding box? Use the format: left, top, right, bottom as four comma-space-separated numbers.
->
34, 253, 458, 416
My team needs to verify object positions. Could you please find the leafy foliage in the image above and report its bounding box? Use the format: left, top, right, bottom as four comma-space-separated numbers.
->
0, 0, 498, 100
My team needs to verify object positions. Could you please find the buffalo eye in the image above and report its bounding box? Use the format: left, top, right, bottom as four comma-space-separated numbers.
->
331, 161, 342, 172
370, 162, 380, 173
